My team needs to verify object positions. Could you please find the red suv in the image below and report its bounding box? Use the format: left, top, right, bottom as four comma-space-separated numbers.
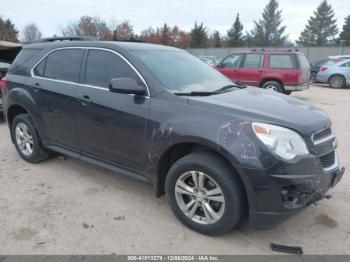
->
216, 50, 310, 94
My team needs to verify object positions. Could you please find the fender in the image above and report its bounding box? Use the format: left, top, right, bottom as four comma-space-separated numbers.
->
5, 85, 45, 143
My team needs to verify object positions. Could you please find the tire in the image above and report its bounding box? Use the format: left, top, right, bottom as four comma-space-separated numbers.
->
261, 81, 284, 93
165, 152, 245, 236
329, 74, 346, 89
284, 90, 292, 95
11, 114, 49, 163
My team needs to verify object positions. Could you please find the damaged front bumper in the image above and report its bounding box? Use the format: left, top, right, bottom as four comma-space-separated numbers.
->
243, 153, 345, 229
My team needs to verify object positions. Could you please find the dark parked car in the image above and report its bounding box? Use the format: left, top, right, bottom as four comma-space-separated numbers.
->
216, 50, 310, 95
0, 62, 11, 113
2, 41, 345, 235
310, 58, 344, 82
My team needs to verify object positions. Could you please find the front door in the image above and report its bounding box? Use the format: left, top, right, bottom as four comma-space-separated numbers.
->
217, 54, 242, 81
75, 49, 149, 173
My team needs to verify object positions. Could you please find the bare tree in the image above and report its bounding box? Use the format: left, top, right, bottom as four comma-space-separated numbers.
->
113, 20, 134, 41
61, 16, 112, 40
22, 23, 42, 43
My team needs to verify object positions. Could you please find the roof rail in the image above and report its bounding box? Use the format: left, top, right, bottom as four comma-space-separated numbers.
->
36, 36, 97, 43
251, 48, 299, 52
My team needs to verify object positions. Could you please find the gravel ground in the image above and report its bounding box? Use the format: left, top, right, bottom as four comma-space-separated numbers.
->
0, 84, 349, 255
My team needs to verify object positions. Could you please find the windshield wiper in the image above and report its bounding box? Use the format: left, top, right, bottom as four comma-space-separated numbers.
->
212, 84, 246, 94
174, 91, 215, 96
174, 83, 246, 96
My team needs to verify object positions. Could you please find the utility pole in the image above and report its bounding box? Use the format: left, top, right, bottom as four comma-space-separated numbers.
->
339, 40, 345, 55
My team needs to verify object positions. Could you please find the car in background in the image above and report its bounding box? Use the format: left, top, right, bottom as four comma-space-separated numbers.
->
316, 59, 350, 88
199, 56, 220, 66
0, 62, 11, 113
328, 55, 350, 60
216, 50, 310, 95
310, 57, 345, 82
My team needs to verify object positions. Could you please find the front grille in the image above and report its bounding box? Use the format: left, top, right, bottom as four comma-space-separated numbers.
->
312, 127, 333, 144
319, 151, 335, 169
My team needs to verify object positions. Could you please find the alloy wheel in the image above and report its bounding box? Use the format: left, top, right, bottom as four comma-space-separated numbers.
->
330, 76, 344, 88
174, 171, 225, 224
15, 123, 34, 156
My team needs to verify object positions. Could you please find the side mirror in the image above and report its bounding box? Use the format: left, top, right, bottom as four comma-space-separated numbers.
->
109, 78, 146, 95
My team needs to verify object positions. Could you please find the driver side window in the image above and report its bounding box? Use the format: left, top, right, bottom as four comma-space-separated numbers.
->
220, 54, 241, 68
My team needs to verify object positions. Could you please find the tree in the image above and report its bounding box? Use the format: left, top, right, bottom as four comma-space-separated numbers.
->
140, 24, 191, 48
251, 0, 287, 46
212, 30, 222, 47
61, 16, 112, 40
22, 23, 42, 43
339, 15, 350, 46
113, 20, 134, 41
190, 22, 208, 48
227, 13, 244, 47
297, 0, 338, 46
0, 17, 19, 42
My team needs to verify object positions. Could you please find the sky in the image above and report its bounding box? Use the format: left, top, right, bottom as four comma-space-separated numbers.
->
1, 0, 349, 42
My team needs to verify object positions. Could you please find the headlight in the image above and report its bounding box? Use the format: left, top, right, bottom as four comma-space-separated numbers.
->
252, 122, 309, 160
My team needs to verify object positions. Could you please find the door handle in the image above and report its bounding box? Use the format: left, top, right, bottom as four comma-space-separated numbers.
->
33, 82, 40, 92
78, 95, 92, 105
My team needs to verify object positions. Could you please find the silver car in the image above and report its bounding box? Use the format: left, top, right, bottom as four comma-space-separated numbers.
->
316, 59, 350, 88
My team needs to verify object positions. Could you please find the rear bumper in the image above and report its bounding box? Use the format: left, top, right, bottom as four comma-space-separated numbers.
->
284, 83, 309, 91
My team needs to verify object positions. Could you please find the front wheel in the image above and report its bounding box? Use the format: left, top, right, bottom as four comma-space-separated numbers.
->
165, 152, 245, 235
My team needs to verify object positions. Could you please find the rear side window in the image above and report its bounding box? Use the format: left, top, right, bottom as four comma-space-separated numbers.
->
242, 54, 263, 68
85, 49, 140, 88
269, 55, 295, 69
340, 62, 350, 68
34, 49, 84, 82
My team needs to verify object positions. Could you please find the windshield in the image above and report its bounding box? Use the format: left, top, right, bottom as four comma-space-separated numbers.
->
134, 51, 233, 93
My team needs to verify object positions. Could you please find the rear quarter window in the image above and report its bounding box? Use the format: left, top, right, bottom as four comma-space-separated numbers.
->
9, 48, 42, 74
269, 54, 295, 69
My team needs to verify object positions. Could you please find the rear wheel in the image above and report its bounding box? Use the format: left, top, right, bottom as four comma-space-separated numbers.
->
261, 81, 284, 93
11, 114, 49, 163
165, 152, 245, 235
329, 74, 346, 88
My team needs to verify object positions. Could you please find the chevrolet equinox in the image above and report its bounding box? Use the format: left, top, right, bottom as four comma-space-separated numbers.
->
2, 41, 345, 235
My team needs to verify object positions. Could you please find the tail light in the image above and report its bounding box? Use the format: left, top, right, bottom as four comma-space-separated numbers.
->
320, 66, 328, 72
1, 77, 7, 94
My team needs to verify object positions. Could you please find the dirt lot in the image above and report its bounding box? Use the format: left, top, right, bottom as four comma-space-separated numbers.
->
0, 84, 349, 255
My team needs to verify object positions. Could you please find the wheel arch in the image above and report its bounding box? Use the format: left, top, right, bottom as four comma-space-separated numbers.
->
155, 142, 249, 211
259, 78, 284, 88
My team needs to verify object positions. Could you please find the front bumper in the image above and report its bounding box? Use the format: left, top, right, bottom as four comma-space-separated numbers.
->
248, 166, 345, 229
284, 83, 309, 91
238, 144, 345, 229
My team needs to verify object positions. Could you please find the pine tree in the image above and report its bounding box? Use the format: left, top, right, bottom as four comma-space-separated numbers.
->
189, 22, 208, 48
297, 0, 338, 46
212, 30, 222, 47
227, 13, 244, 47
251, 0, 287, 46
339, 15, 350, 46
0, 17, 19, 42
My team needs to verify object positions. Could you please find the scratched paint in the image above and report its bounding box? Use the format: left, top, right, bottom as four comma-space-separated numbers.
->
217, 120, 258, 162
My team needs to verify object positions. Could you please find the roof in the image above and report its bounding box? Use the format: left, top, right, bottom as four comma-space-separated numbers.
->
0, 40, 22, 49
24, 41, 181, 52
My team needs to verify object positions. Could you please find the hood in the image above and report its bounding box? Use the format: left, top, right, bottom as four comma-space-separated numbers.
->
188, 87, 331, 136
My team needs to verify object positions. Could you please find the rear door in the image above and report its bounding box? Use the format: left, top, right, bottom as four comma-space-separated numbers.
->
338, 61, 350, 80
216, 54, 241, 81
75, 48, 149, 173
31, 48, 84, 149
237, 53, 264, 86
